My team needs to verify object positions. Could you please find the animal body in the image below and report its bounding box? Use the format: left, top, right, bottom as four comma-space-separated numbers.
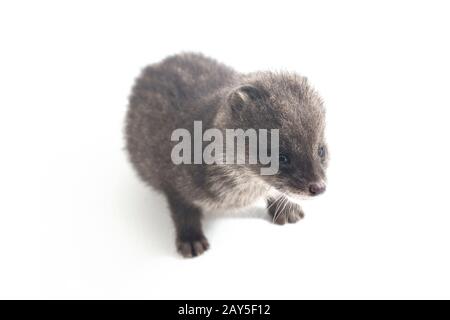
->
126, 53, 328, 257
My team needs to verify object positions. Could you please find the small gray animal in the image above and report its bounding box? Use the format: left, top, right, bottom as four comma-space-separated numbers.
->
125, 53, 328, 258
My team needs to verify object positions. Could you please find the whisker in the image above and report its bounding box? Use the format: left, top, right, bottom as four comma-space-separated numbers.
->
267, 193, 284, 210
273, 196, 287, 223
280, 197, 290, 220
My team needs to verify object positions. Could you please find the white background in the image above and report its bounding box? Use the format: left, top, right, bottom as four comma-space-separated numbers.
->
1, 0, 449, 299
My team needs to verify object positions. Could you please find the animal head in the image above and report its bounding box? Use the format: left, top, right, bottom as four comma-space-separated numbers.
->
225, 72, 328, 198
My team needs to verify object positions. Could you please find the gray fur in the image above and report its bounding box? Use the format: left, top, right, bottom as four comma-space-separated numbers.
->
125, 53, 328, 257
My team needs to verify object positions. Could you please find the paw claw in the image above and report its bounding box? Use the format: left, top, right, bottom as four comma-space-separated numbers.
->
176, 237, 210, 258
268, 200, 304, 225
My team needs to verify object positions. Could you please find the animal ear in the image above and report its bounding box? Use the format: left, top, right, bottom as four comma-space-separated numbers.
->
227, 85, 265, 112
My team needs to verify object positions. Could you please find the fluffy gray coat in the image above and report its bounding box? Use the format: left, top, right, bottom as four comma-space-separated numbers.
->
126, 53, 328, 257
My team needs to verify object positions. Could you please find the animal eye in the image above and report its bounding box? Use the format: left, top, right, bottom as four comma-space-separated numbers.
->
318, 146, 326, 158
279, 154, 290, 164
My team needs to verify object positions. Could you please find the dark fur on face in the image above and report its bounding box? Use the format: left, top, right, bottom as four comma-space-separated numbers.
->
222, 72, 328, 198
126, 53, 328, 258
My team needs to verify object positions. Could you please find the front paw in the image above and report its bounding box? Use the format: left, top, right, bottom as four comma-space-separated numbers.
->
176, 237, 210, 258
268, 199, 304, 225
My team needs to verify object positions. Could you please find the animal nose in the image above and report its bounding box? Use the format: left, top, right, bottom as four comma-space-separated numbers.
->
309, 182, 326, 196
